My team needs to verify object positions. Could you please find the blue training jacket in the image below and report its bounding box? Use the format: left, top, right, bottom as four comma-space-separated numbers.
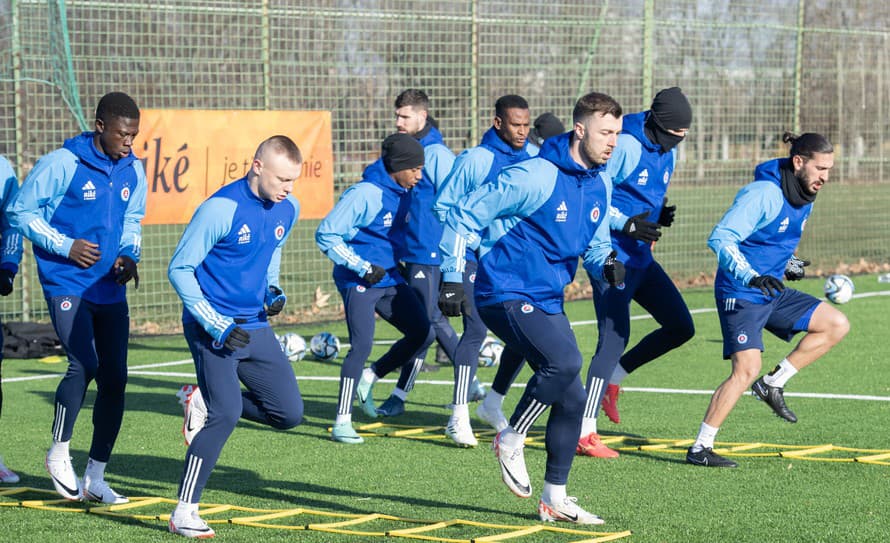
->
709, 158, 811, 304
168, 177, 300, 342
606, 111, 676, 268
433, 127, 538, 263
316, 158, 408, 290
0, 156, 24, 275
392, 125, 455, 265
7, 133, 146, 303
440, 132, 614, 314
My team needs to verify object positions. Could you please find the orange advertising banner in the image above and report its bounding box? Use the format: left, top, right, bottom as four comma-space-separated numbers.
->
133, 109, 334, 224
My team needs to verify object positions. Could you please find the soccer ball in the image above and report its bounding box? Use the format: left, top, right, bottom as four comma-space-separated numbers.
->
824, 274, 854, 304
310, 332, 341, 361
478, 336, 504, 367
278, 332, 306, 362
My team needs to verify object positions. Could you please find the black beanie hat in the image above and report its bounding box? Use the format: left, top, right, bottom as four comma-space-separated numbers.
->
531, 112, 565, 143
650, 87, 692, 130
381, 133, 425, 173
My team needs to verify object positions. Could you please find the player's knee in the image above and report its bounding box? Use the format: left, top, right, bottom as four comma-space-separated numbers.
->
669, 319, 695, 346
829, 312, 850, 343
271, 407, 303, 430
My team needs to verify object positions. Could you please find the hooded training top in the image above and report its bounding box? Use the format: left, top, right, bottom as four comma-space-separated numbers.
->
168, 177, 299, 342
391, 124, 455, 265
439, 132, 613, 314
606, 111, 676, 268
709, 158, 811, 304
7, 132, 146, 303
433, 127, 538, 263
0, 156, 24, 274
316, 158, 409, 290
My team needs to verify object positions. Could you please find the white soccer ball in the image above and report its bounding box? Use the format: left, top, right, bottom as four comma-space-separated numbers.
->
310, 332, 341, 361
824, 274, 854, 304
278, 332, 306, 362
478, 336, 504, 367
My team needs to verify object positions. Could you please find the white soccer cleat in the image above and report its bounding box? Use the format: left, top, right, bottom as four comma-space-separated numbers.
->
82, 475, 129, 504
493, 430, 531, 498
45, 453, 81, 501
177, 385, 208, 446
538, 496, 605, 525
476, 401, 508, 432
0, 456, 20, 484
169, 509, 216, 539
445, 415, 478, 448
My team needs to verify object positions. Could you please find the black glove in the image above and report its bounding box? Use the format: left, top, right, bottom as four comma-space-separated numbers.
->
223, 325, 251, 350
622, 212, 662, 243
438, 281, 466, 317
658, 197, 676, 227
0, 269, 14, 296
363, 264, 386, 285
603, 250, 626, 286
784, 255, 810, 281
266, 286, 286, 316
749, 275, 785, 297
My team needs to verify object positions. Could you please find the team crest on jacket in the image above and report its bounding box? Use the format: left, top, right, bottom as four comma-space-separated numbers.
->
590, 206, 601, 223
520, 303, 534, 314
82, 180, 96, 201
274, 224, 285, 240
120, 186, 131, 201
663, 171, 670, 184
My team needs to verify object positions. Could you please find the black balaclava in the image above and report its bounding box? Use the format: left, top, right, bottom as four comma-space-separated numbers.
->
382, 133, 425, 173
644, 87, 692, 153
781, 160, 817, 206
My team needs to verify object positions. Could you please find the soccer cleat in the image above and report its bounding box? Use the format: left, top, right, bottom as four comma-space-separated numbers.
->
356, 376, 378, 419
538, 496, 605, 525
468, 377, 487, 402
751, 377, 798, 423
600, 383, 621, 424
476, 401, 509, 432
493, 431, 531, 498
0, 456, 20, 484
331, 422, 364, 444
82, 475, 129, 504
685, 446, 738, 468
45, 453, 82, 501
177, 385, 208, 445
576, 432, 619, 458
445, 415, 478, 448
169, 509, 216, 539
376, 395, 405, 417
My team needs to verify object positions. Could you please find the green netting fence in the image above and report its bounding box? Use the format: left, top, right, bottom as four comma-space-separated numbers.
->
1, 0, 888, 331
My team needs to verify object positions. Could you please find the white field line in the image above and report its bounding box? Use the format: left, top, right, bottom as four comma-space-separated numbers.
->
5, 289, 889, 402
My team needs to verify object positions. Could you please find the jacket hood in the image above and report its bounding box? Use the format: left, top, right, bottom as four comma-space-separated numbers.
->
362, 158, 408, 196
539, 132, 607, 177
480, 126, 530, 158
624, 111, 661, 153
63, 132, 136, 170
753, 158, 787, 183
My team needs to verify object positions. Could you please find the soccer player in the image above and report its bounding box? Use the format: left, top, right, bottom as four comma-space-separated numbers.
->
438, 92, 625, 524
433, 94, 537, 447
167, 136, 305, 537
386, 89, 486, 414
0, 155, 23, 485
579, 87, 696, 458
686, 132, 849, 468
7, 92, 144, 503
316, 133, 435, 443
